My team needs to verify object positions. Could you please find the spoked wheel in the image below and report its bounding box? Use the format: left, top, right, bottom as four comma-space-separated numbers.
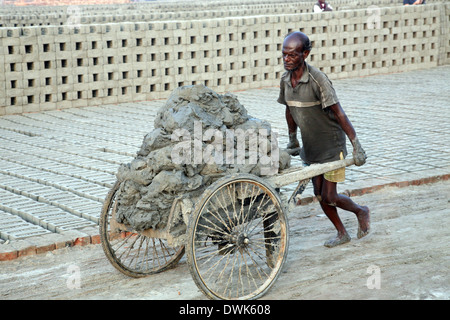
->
100, 181, 185, 278
186, 174, 289, 300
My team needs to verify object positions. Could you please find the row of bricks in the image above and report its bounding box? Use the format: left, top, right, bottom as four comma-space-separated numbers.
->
0, 160, 116, 188
0, 19, 445, 58
0, 143, 134, 183
0, 188, 97, 234
0, 209, 51, 240
3, 12, 439, 31
0, 162, 109, 202
0, 227, 101, 261
0, 0, 400, 13
0, 145, 115, 181
0, 130, 121, 169
0, 119, 140, 158
0, 174, 103, 216
0, 2, 443, 37
0, 186, 101, 225
1, 34, 441, 64
0, 151, 117, 181
0, 1, 407, 28
0, 57, 440, 86
2, 10, 438, 53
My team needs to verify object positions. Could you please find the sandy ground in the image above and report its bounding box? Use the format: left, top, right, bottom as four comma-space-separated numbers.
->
1, 180, 449, 301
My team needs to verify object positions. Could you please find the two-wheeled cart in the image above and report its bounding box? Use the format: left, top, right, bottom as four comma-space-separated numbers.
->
100, 158, 355, 300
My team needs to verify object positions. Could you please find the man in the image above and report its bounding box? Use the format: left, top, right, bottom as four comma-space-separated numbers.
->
278, 31, 370, 247
313, 0, 333, 13
403, 0, 425, 5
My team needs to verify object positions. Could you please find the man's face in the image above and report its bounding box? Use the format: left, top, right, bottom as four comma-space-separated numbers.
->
282, 42, 306, 72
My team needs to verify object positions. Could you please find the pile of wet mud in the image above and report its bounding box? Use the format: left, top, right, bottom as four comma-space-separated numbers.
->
114, 85, 290, 231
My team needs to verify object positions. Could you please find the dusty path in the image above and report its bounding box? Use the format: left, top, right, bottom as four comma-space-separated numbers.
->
1, 180, 449, 300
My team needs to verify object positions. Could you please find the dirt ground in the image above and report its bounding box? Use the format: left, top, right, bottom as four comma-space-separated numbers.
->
1, 180, 449, 301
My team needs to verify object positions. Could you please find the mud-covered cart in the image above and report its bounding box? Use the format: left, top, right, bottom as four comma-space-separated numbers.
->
100, 158, 355, 300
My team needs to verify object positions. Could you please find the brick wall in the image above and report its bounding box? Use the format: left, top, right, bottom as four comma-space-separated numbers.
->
0, 2, 449, 115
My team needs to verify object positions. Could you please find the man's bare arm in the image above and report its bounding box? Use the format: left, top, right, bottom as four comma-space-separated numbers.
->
329, 103, 366, 166
329, 103, 356, 141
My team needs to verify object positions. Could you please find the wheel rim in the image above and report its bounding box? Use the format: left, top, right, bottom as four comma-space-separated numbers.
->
100, 182, 185, 277
190, 178, 288, 299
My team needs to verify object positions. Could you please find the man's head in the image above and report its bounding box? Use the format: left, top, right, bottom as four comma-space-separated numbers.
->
281, 31, 311, 72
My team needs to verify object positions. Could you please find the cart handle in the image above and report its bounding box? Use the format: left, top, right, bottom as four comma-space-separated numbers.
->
266, 158, 355, 188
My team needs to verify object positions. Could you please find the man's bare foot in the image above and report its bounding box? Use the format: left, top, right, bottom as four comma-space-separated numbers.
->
324, 232, 351, 248
357, 206, 370, 239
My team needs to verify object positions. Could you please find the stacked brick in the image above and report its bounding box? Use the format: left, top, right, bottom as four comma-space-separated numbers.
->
0, 0, 403, 28
0, 1, 449, 115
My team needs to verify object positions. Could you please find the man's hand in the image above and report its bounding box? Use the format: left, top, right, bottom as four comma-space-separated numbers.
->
352, 137, 367, 166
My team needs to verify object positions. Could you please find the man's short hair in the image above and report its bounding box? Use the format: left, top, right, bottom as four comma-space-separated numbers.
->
285, 31, 313, 52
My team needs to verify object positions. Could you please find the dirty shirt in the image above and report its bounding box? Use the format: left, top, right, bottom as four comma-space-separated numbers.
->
278, 62, 347, 164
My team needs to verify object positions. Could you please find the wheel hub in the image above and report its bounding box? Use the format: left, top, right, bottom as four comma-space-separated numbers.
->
233, 232, 249, 248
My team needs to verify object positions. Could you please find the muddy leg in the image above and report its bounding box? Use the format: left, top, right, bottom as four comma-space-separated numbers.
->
313, 176, 351, 247
356, 206, 370, 239
321, 178, 371, 240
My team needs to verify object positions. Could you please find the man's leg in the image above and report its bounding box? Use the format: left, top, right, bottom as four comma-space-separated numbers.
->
320, 178, 370, 239
312, 175, 351, 247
